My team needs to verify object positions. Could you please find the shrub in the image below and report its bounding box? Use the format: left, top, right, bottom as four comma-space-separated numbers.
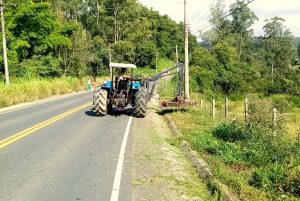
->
212, 121, 247, 142
247, 99, 286, 135
287, 95, 300, 107
272, 95, 294, 112
284, 166, 300, 196
249, 165, 287, 191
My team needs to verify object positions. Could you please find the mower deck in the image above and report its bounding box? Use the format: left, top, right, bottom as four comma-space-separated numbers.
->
161, 96, 193, 107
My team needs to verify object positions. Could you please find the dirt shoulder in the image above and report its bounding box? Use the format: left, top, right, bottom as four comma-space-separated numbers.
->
129, 90, 215, 201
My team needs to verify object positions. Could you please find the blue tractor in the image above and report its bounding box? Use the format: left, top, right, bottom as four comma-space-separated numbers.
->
93, 62, 189, 117
93, 63, 147, 117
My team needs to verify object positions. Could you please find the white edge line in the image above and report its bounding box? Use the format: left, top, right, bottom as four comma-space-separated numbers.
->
110, 116, 133, 201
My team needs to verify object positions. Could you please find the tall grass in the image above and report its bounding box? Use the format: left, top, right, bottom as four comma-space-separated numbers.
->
159, 82, 300, 200
0, 77, 89, 108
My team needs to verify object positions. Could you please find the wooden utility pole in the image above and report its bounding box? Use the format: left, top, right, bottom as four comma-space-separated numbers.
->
175, 44, 179, 73
184, 0, 190, 99
156, 52, 158, 73
0, 1, 9, 85
109, 45, 112, 78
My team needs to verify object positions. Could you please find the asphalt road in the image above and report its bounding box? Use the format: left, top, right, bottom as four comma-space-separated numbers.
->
0, 92, 133, 201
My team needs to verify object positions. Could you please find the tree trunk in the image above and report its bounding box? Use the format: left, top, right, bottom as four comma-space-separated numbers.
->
271, 64, 274, 85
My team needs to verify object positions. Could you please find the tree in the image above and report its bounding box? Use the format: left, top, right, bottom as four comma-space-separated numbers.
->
190, 46, 218, 69
212, 42, 236, 68
1, 0, 198, 79
7, 3, 72, 76
203, 0, 231, 45
260, 17, 295, 84
135, 41, 157, 68
112, 40, 135, 63
229, 0, 258, 62
89, 36, 109, 78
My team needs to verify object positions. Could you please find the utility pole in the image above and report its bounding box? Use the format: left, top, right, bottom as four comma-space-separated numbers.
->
156, 52, 158, 73
184, 0, 190, 99
0, 1, 9, 85
109, 45, 112, 78
175, 44, 179, 73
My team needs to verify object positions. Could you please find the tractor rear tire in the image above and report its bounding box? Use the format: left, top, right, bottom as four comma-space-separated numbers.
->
92, 87, 101, 109
94, 89, 108, 116
134, 87, 147, 118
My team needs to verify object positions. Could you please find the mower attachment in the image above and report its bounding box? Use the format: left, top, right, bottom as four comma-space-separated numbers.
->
162, 96, 193, 107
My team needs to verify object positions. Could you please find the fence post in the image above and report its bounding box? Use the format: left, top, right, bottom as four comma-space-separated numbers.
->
212, 99, 216, 119
245, 98, 249, 122
225, 97, 228, 118
200, 99, 203, 108
273, 108, 277, 136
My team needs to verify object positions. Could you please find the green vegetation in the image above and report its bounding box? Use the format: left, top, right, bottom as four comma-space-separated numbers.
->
0, 0, 192, 107
159, 90, 300, 200
297, 42, 300, 64
192, 0, 298, 97
134, 58, 175, 77
158, 1, 300, 200
0, 77, 91, 108
1, 0, 299, 199
0, 0, 197, 81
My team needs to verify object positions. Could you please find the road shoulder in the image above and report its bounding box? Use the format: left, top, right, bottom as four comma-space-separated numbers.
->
129, 91, 215, 201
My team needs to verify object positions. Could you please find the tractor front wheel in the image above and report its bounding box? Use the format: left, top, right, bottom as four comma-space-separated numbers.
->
134, 87, 147, 118
94, 89, 108, 116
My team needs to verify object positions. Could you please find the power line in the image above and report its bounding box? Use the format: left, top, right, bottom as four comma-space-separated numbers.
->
191, 0, 255, 35
188, 0, 213, 22
189, 10, 210, 25
189, 0, 230, 32
189, 0, 223, 25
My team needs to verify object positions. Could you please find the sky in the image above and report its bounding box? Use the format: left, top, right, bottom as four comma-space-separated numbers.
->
138, 0, 300, 38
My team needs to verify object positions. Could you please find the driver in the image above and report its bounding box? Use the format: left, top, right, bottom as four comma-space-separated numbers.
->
118, 68, 130, 81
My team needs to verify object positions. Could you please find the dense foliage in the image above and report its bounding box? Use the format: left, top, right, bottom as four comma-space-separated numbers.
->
0, 0, 197, 80
191, 0, 299, 97
209, 100, 300, 198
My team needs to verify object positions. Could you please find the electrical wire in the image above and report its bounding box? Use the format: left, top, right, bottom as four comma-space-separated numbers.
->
191, 0, 254, 35
188, 0, 214, 23
190, 0, 229, 32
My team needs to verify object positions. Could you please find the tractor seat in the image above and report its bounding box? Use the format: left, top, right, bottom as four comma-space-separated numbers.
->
118, 80, 128, 91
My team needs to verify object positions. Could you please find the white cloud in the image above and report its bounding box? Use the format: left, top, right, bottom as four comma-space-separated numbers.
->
138, 0, 300, 37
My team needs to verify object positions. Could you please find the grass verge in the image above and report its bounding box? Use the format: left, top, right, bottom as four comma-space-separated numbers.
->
158, 79, 300, 201
0, 76, 105, 109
